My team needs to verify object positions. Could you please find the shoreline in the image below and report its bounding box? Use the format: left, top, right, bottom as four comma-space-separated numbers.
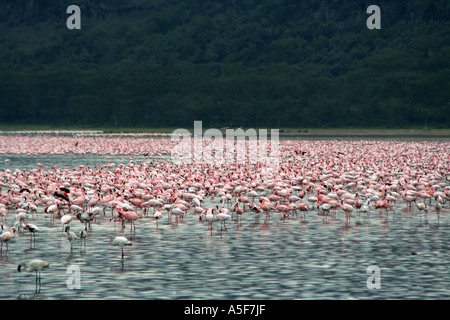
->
0, 128, 449, 140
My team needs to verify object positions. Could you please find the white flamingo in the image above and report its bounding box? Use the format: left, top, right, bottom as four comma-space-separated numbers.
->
154, 208, 163, 227
65, 225, 78, 250
111, 236, 132, 258
23, 223, 40, 245
61, 214, 72, 232
17, 259, 50, 293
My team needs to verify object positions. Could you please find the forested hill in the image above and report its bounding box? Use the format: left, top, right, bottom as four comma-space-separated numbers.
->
0, 0, 449, 129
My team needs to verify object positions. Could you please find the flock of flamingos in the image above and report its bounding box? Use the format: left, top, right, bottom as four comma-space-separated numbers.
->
0, 135, 448, 290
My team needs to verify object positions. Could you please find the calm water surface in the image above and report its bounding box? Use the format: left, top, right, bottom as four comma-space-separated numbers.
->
0, 154, 449, 300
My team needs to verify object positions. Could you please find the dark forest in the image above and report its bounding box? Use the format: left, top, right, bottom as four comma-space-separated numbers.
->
1, 0, 449, 129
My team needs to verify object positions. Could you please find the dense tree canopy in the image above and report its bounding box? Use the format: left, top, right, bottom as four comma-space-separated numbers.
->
0, 0, 449, 129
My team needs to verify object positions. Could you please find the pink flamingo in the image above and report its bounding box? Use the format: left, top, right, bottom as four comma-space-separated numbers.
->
340, 200, 354, 225
298, 203, 309, 220
355, 193, 362, 210
402, 192, 415, 211
0, 206, 8, 222
260, 198, 276, 218
276, 202, 291, 220
129, 197, 143, 213
238, 194, 250, 211
1, 227, 16, 254
117, 207, 143, 231
233, 201, 244, 221
318, 203, 332, 220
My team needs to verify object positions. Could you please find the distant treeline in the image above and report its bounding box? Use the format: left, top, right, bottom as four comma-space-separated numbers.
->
0, 0, 449, 128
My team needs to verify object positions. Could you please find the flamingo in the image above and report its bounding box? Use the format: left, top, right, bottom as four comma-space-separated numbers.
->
340, 200, 354, 225
78, 229, 87, 247
318, 203, 332, 220
15, 211, 27, 225
233, 201, 244, 221
260, 198, 276, 218
162, 203, 173, 222
117, 207, 143, 231
276, 202, 291, 220
288, 195, 301, 203
238, 194, 250, 211
360, 199, 371, 219
44, 204, 58, 216
307, 196, 318, 208
247, 190, 259, 204
65, 225, 78, 250
249, 203, 263, 222
77, 212, 94, 231
298, 203, 309, 219
154, 208, 163, 227
70, 204, 83, 214
17, 259, 50, 293
434, 195, 443, 212
86, 196, 100, 208
72, 194, 86, 207
169, 205, 185, 223
217, 209, 231, 230
61, 214, 72, 232
268, 194, 282, 203
355, 193, 362, 210
0, 227, 16, 255
54, 189, 70, 203
402, 193, 415, 210
128, 197, 143, 213
23, 223, 40, 246
111, 236, 132, 258
194, 206, 206, 215
100, 193, 114, 214
434, 200, 442, 211
0, 206, 7, 222
87, 206, 102, 221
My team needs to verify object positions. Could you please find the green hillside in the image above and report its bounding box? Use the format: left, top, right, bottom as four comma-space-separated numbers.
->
0, 0, 449, 129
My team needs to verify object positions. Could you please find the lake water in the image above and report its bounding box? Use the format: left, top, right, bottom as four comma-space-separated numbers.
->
0, 153, 449, 300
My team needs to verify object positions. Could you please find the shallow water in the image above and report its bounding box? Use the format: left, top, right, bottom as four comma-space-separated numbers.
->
0, 154, 449, 300
0, 154, 159, 172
